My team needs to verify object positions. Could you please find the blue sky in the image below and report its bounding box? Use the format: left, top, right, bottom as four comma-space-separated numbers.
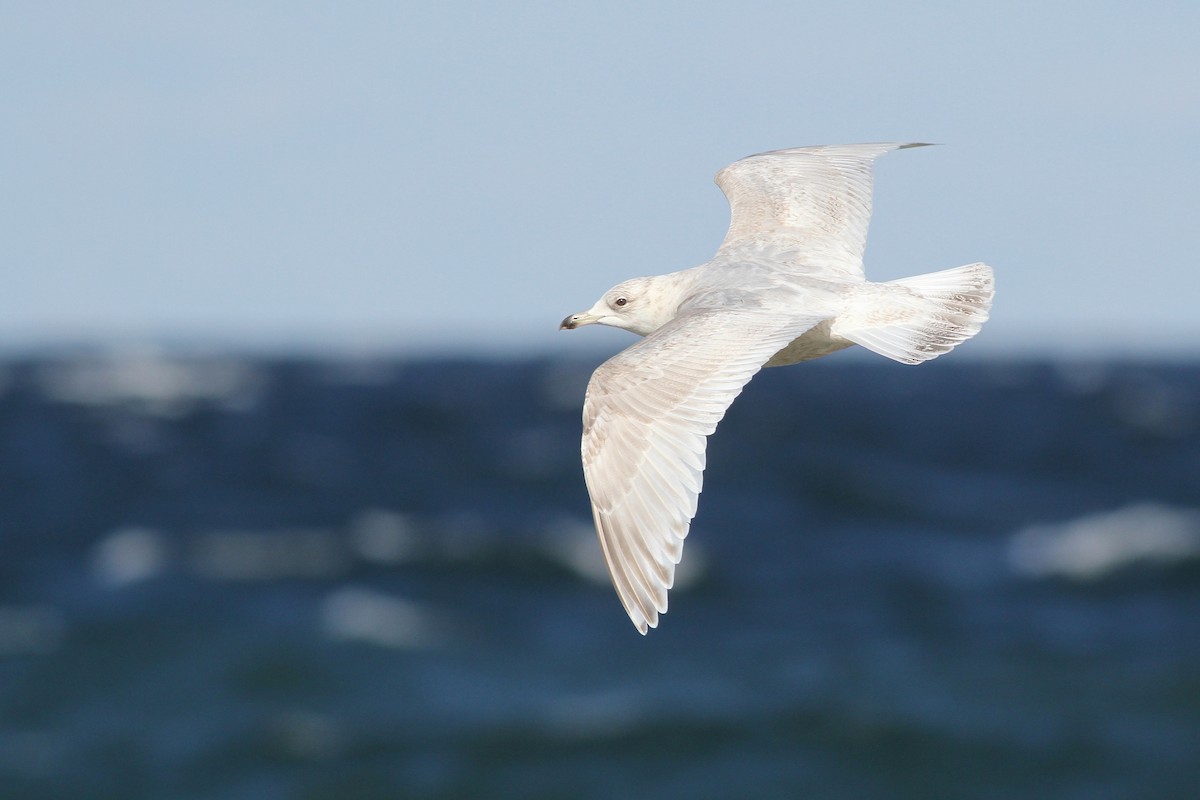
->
4, 2, 1198, 356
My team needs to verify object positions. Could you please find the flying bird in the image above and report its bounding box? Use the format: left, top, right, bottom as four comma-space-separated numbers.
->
560, 143, 994, 633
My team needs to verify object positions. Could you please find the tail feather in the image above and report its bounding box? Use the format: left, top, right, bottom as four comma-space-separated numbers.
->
833, 263, 994, 365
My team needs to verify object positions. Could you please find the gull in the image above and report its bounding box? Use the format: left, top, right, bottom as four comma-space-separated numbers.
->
560, 143, 994, 633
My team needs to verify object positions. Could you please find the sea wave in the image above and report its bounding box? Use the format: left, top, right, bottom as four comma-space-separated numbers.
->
1007, 502, 1200, 580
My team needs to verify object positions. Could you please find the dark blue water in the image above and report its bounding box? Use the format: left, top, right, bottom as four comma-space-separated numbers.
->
1, 352, 1198, 799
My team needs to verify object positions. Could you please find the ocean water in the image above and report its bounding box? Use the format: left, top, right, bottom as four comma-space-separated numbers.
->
1, 352, 1198, 799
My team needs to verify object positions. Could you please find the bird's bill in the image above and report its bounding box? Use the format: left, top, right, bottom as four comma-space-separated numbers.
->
560, 312, 601, 330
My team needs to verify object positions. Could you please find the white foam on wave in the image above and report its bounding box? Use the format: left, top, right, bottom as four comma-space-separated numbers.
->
36, 346, 265, 416
1008, 503, 1200, 580
91, 527, 169, 587
348, 509, 420, 565
319, 586, 441, 649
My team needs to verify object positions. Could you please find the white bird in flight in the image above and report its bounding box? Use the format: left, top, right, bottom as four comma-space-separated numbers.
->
560, 143, 994, 634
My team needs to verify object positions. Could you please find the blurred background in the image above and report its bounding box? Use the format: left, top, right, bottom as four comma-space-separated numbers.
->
2, 2, 1198, 798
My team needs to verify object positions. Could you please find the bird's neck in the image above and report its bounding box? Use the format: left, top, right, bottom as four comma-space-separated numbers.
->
625, 270, 702, 336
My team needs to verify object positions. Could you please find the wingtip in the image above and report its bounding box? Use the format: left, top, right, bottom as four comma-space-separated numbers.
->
731, 142, 939, 166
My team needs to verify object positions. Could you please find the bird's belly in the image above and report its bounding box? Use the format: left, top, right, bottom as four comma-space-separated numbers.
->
765, 321, 853, 367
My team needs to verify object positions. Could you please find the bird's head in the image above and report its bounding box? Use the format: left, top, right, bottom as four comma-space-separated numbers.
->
560, 276, 680, 337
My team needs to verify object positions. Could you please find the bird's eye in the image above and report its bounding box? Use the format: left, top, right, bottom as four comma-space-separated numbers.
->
614, 297, 628, 307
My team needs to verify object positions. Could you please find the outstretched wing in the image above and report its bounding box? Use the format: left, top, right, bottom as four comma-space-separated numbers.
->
581, 310, 824, 633
714, 142, 930, 279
